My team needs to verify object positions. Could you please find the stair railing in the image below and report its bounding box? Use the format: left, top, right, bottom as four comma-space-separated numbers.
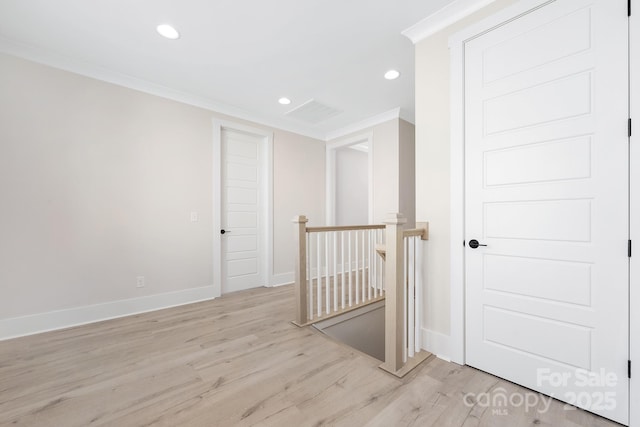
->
292, 216, 385, 326
293, 213, 429, 377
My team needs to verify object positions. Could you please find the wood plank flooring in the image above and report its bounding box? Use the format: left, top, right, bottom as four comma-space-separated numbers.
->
0, 286, 621, 426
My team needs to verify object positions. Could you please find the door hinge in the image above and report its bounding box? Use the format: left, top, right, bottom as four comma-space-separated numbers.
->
629, 118, 633, 138
629, 240, 632, 257
629, 360, 632, 379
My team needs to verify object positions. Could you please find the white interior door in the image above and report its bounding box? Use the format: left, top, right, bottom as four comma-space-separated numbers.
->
464, 0, 629, 423
221, 129, 265, 293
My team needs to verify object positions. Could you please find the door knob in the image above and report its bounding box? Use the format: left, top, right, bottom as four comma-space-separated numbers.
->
221, 229, 230, 234
468, 239, 487, 249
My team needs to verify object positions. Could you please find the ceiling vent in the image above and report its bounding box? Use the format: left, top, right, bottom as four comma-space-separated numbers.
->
285, 99, 342, 124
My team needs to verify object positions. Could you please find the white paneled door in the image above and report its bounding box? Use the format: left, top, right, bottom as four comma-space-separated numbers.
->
464, 0, 629, 423
221, 129, 265, 293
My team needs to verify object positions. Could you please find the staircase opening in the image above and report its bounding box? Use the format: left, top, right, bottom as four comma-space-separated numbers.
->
312, 301, 385, 361
292, 214, 430, 376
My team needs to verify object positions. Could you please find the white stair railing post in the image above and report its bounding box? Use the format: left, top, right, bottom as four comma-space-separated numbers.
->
383, 212, 407, 373
293, 215, 309, 325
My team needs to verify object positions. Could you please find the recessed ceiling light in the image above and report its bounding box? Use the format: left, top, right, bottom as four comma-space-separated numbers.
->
278, 97, 292, 105
156, 24, 180, 40
384, 69, 401, 80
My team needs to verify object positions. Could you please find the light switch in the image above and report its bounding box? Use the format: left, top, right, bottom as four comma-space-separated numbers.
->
190, 211, 198, 222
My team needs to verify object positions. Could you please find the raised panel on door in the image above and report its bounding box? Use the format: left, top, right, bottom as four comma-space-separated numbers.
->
221, 129, 265, 293
464, 0, 629, 423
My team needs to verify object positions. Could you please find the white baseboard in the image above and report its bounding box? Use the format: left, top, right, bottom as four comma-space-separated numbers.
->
270, 272, 294, 287
421, 328, 452, 362
0, 286, 217, 341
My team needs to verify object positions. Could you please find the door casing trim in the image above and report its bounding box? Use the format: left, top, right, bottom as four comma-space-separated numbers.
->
629, 1, 639, 426
325, 132, 374, 226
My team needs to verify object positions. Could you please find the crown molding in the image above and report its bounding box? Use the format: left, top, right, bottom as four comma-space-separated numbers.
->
398, 108, 416, 125
0, 37, 327, 141
0, 37, 419, 143
402, 0, 498, 44
325, 107, 414, 142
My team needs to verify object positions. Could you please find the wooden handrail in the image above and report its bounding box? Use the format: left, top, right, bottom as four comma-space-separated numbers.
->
306, 224, 385, 233
376, 222, 429, 261
403, 222, 429, 240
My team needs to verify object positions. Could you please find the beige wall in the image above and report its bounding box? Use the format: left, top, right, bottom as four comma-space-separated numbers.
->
0, 53, 325, 321
329, 118, 415, 225
371, 119, 400, 224
399, 119, 416, 228
414, 0, 519, 339
272, 131, 325, 275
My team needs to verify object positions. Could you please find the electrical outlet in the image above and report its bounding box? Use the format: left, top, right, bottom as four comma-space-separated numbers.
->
190, 211, 198, 222
136, 276, 145, 288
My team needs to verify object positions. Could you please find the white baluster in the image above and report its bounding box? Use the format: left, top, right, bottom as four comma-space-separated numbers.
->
333, 231, 338, 312
361, 230, 367, 302
403, 236, 408, 364
307, 233, 312, 320
316, 233, 322, 317
415, 237, 423, 353
348, 230, 353, 307
325, 232, 330, 315
378, 230, 386, 296
373, 229, 377, 298
341, 231, 346, 309
367, 229, 372, 301
408, 237, 415, 359
355, 230, 360, 305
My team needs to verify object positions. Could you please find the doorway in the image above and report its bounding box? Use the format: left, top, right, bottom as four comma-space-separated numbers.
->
326, 133, 373, 226
213, 121, 273, 296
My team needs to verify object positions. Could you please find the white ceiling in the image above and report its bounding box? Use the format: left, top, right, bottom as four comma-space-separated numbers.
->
0, 0, 455, 140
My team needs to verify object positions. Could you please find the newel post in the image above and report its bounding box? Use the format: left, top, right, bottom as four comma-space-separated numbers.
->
293, 215, 309, 326
383, 212, 407, 373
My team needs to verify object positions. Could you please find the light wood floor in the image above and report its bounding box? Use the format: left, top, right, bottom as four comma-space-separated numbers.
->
0, 285, 621, 427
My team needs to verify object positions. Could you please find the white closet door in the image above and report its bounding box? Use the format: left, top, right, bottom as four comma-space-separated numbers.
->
464, 0, 629, 423
221, 129, 265, 293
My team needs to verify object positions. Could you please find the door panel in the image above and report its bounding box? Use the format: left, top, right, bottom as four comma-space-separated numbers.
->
483, 254, 592, 306
484, 199, 592, 241
484, 136, 592, 186
484, 72, 592, 134
464, 0, 629, 423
